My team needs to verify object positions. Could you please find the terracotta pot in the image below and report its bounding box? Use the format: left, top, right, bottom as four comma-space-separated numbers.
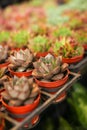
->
2, 94, 40, 125
8, 67, 32, 78
35, 69, 69, 88
62, 54, 84, 64
36, 52, 49, 58
0, 62, 10, 68
83, 44, 87, 50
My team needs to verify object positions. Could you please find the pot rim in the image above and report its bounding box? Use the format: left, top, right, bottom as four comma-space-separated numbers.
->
8, 67, 32, 77
35, 69, 69, 88
0, 62, 10, 68
62, 54, 84, 63
2, 94, 40, 114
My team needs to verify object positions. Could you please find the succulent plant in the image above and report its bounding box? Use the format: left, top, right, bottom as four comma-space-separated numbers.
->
29, 35, 50, 53
0, 31, 10, 44
53, 27, 72, 38
53, 37, 84, 58
74, 32, 87, 45
8, 49, 34, 72
12, 30, 29, 48
0, 45, 9, 63
69, 19, 83, 29
2, 76, 40, 106
32, 54, 68, 81
30, 24, 47, 36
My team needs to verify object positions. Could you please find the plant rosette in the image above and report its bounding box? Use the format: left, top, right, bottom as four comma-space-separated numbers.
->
0, 31, 10, 46
52, 27, 72, 39
10, 30, 29, 50
74, 32, 87, 51
32, 54, 69, 102
53, 37, 84, 64
8, 49, 34, 77
29, 35, 51, 58
1, 77, 40, 125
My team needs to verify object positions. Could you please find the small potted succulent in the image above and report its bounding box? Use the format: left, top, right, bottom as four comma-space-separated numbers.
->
74, 32, 87, 50
0, 31, 10, 46
53, 37, 84, 64
8, 49, 34, 77
30, 23, 47, 37
0, 45, 10, 68
32, 54, 69, 102
68, 18, 83, 30
29, 35, 51, 58
10, 30, 29, 51
1, 76, 40, 125
53, 27, 72, 39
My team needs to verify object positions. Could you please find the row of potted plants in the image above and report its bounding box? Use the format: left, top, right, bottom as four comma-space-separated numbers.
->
0, 47, 70, 128
0, 1, 87, 129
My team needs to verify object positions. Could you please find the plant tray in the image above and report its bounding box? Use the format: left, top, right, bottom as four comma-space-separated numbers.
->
0, 71, 80, 130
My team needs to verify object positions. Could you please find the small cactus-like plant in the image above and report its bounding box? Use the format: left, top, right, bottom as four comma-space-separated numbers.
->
8, 48, 34, 72
32, 54, 68, 81
12, 30, 29, 48
2, 76, 40, 106
29, 35, 51, 53
53, 37, 84, 58
0, 31, 10, 44
53, 27, 72, 38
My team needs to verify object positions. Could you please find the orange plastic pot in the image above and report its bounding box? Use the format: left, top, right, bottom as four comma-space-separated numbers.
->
62, 54, 84, 64
83, 44, 87, 50
0, 62, 10, 68
2, 94, 40, 124
35, 69, 69, 88
36, 52, 49, 58
8, 67, 32, 78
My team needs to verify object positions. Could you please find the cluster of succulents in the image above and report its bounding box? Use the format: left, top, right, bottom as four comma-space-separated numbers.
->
8, 48, 34, 72
32, 54, 68, 81
0, 31, 10, 44
11, 30, 30, 48
74, 32, 87, 45
0, 0, 86, 119
53, 37, 84, 58
29, 35, 51, 53
53, 27, 72, 38
1, 76, 40, 106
